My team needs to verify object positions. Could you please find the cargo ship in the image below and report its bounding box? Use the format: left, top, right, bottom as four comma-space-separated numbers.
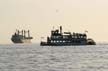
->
40, 26, 96, 46
11, 30, 33, 43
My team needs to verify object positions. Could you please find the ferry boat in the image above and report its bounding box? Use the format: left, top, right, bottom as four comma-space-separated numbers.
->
40, 26, 96, 46
11, 30, 33, 43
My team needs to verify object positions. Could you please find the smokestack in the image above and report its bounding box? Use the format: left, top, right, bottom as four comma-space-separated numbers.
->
60, 26, 62, 34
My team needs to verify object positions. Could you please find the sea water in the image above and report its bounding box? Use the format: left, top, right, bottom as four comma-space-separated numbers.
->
0, 44, 108, 71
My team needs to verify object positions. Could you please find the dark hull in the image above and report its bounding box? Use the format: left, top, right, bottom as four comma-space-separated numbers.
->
40, 42, 96, 46
11, 37, 32, 43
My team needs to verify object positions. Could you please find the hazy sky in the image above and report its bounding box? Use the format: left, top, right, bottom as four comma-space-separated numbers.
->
0, 0, 108, 44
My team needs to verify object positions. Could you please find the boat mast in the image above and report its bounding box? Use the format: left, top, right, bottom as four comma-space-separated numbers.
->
28, 30, 30, 37
24, 30, 26, 37
22, 30, 24, 37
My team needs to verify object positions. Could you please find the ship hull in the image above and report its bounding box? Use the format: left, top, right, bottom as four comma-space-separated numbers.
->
11, 35, 33, 43
40, 42, 96, 46
11, 39, 32, 43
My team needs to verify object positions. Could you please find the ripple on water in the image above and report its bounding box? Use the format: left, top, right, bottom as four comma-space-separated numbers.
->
0, 44, 108, 71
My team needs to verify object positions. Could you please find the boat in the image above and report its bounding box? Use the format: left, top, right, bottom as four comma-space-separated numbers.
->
11, 30, 33, 43
40, 26, 96, 46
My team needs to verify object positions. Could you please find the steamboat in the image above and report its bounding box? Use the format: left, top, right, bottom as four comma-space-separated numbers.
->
40, 26, 96, 46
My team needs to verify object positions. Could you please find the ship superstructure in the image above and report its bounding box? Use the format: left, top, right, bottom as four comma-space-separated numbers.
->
11, 30, 33, 43
40, 26, 96, 46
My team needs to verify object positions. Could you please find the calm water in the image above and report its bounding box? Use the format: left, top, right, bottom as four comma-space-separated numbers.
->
0, 44, 108, 71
